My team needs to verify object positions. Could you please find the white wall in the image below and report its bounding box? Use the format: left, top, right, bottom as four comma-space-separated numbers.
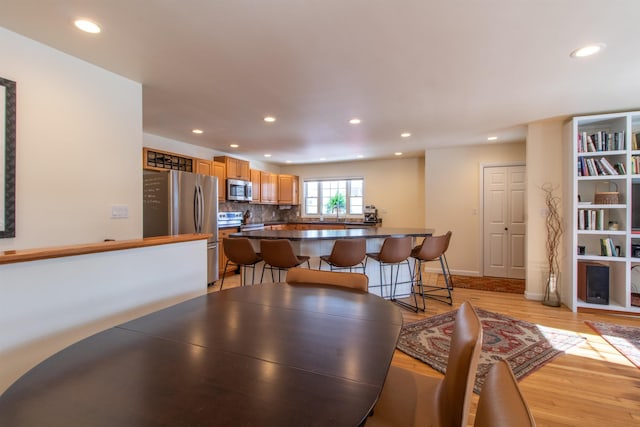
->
425, 142, 526, 277
282, 157, 425, 228
0, 27, 142, 251
525, 118, 566, 300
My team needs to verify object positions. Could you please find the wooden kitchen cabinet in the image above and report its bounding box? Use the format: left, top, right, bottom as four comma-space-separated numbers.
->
278, 174, 299, 205
214, 156, 250, 180
143, 148, 194, 172
195, 158, 213, 175
260, 171, 278, 204
250, 169, 261, 203
213, 161, 226, 201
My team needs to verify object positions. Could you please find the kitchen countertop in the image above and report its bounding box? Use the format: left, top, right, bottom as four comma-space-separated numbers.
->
231, 227, 433, 241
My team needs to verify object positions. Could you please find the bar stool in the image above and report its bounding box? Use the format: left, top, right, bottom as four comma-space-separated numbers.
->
366, 236, 418, 311
411, 231, 453, 306
318, 238, 367, 272
260, 239, 311, 283
219, 238, 263, 290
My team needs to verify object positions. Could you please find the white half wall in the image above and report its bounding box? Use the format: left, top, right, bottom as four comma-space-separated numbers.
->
0, 27, 143, 251
0, 240, 208, 394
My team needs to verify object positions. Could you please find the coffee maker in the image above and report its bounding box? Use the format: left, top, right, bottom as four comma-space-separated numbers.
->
364, 205, 378, 223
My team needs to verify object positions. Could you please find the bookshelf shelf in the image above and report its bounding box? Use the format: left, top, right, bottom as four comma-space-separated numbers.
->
564, 111, 640, 313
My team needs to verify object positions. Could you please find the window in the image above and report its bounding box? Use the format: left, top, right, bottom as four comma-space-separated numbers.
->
304, 178, 364, 216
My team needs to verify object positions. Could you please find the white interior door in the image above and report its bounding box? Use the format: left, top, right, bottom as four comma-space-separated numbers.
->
483, 166, 526, 279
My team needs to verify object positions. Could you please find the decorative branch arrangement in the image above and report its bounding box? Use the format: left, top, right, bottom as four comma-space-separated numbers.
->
542, 183, 563, 306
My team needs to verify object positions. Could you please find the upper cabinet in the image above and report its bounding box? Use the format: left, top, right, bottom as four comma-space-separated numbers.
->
195, 158, 213, 176
143, 148, 193, 172
213, 161, 226, 201
278, 174, 299, 205
214, 156, 250, 181
250, 169, 261, 203
260, 171, 278, 204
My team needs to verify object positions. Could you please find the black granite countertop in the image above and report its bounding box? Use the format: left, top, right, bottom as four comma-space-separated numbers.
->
231, 227, 433, 240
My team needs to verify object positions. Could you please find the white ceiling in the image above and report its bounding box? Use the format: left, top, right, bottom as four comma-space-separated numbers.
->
2, 0, 640, 164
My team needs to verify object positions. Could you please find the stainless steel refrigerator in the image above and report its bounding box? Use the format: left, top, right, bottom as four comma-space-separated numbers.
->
143, 170, 218, 284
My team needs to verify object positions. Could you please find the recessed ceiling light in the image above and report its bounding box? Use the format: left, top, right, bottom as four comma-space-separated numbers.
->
570, 43, 605, 58
264, 154, 272, 158
394, 152, 403, 156
74, 19, 101, 34
349, 118, 361, 125
192, 129, 203, 134
264, 116, 276, 123
229, 143, 239, 148
401, 132, 411, 138
487, 136, 498, 141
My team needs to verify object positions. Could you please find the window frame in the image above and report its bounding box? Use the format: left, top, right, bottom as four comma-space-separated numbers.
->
302, 177, 365, 219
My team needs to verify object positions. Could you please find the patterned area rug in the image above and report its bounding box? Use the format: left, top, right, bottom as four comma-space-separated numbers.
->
586, 321, 640, 368
397, 308, 585, 393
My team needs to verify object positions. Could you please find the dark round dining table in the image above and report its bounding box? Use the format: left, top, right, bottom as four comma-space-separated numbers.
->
0, 283, 403, 426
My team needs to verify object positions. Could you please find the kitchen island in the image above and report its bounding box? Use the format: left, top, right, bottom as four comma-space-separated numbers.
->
231, 227, 434, 298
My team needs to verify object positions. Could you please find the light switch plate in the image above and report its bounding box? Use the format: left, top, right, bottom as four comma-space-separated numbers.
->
111, 205, 129, 218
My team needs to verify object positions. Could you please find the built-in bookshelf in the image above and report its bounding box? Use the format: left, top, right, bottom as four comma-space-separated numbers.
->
564, 111, 640, 313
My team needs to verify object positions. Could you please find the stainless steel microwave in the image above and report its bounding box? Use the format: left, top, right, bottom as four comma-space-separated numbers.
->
227, 178, 252, 202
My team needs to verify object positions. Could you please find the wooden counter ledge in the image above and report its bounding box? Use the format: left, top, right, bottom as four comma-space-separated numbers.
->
0, 233, 212, 265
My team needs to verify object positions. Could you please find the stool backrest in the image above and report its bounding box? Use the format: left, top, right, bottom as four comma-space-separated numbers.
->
378, 236, 412, 263
328, 239, 366, 267
286, 267, 368, 292
260, 239, 300, 268
223, 238, 261, 265
414, 231, 451, 261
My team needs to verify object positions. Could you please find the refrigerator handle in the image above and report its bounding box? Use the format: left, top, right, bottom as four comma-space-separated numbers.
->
198, 184, 205, 233
194, 186, 201, 233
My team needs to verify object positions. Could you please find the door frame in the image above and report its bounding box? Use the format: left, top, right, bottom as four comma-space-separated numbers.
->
479, 162, 526, 277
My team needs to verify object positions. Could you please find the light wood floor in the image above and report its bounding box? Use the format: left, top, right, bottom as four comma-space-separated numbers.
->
210, 275, 640, 427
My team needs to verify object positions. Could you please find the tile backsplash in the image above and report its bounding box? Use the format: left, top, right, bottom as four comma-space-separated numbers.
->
219, 202, 299, 223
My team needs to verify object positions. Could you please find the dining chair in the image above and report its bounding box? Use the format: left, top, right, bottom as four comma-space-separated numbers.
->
411, 231, 454, 307
367, 301, 483, 427
473, 360, 536, 427
260, 239, 310, 283
318, 238, 367, 272
219, 238, 263, 289
286, 267, 368, 292
366, 236, 417, 311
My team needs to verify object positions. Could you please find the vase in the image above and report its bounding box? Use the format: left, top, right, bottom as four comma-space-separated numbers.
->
542, 272, 561, 307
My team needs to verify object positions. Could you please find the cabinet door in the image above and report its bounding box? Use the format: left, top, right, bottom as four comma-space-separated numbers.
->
250, 169, 261, 202
195, 159, 212, 176
277, 174, 299, 205
226, 158, 238, 179
261, 171, 277, 204
213, 162, 226, 201
238, 160, 250, 180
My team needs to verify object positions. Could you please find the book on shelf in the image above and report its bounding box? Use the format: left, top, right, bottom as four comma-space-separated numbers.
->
578, 208, 605, 230
580, 130, 626, 152
599, 237, 618, 257
633, 132, 640, 151
599, 157, 618, 175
